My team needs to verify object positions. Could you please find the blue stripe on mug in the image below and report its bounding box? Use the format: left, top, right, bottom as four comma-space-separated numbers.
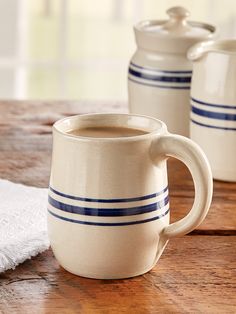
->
128, 68, 191, 83
48, 195, 169, 217
128, 78, 190, 90
48, 208, 170, 226
191, 106, 236, 121
191, 97, 236, 110
49, 186, 168, 203
130, 62, 192, 74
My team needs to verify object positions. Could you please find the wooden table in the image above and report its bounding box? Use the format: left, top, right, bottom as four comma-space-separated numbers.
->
0, 101, 235, 314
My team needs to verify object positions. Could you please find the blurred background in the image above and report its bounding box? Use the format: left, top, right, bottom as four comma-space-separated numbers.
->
0, 0, 235, 100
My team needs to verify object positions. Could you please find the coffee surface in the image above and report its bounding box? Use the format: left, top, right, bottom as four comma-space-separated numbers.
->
68, 126, 148, 138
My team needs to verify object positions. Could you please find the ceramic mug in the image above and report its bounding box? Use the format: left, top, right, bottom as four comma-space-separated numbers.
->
48, 113, 212, 279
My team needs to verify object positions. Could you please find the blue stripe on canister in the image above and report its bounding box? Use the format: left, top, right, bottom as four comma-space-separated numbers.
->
129, 68, 191, 83
130, 62, 192, 74
128, 78, 190, 90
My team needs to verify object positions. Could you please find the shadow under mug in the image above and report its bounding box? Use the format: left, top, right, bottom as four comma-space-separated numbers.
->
48, 113, 213, 279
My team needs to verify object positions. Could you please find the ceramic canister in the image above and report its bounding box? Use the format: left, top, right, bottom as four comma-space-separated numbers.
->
128, 6, 217, 136
188, 40, 236, 182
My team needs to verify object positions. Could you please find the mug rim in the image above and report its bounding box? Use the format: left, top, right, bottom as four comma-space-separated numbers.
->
53, 113, 167, 142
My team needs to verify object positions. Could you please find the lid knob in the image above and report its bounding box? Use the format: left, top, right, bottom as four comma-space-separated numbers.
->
163, 6, 191, 34
167, 6, 190, 20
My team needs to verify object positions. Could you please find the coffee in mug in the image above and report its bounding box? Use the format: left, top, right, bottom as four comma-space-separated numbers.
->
67, 126, 148, 138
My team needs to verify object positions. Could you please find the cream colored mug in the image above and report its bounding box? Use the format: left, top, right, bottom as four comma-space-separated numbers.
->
48, 113, 212, 279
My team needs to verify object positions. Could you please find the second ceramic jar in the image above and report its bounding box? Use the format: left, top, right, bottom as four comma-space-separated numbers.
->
128, 6, 216, 136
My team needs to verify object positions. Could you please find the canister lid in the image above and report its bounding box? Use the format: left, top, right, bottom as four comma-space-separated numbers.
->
134, 6, 217, 53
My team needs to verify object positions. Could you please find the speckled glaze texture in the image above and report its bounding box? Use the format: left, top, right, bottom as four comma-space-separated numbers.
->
48, 113, 212, 279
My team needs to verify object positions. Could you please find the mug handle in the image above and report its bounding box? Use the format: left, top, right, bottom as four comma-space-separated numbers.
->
150, 133, 213, 238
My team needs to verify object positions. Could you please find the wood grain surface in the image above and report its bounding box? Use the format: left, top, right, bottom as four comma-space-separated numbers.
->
1, 236, 235, 314
0, 101, 235, 313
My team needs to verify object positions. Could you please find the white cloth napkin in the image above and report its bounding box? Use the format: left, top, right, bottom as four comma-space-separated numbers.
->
0, 179, 49, 273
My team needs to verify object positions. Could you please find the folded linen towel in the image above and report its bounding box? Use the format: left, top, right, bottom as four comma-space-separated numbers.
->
0, 179, 49, 273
